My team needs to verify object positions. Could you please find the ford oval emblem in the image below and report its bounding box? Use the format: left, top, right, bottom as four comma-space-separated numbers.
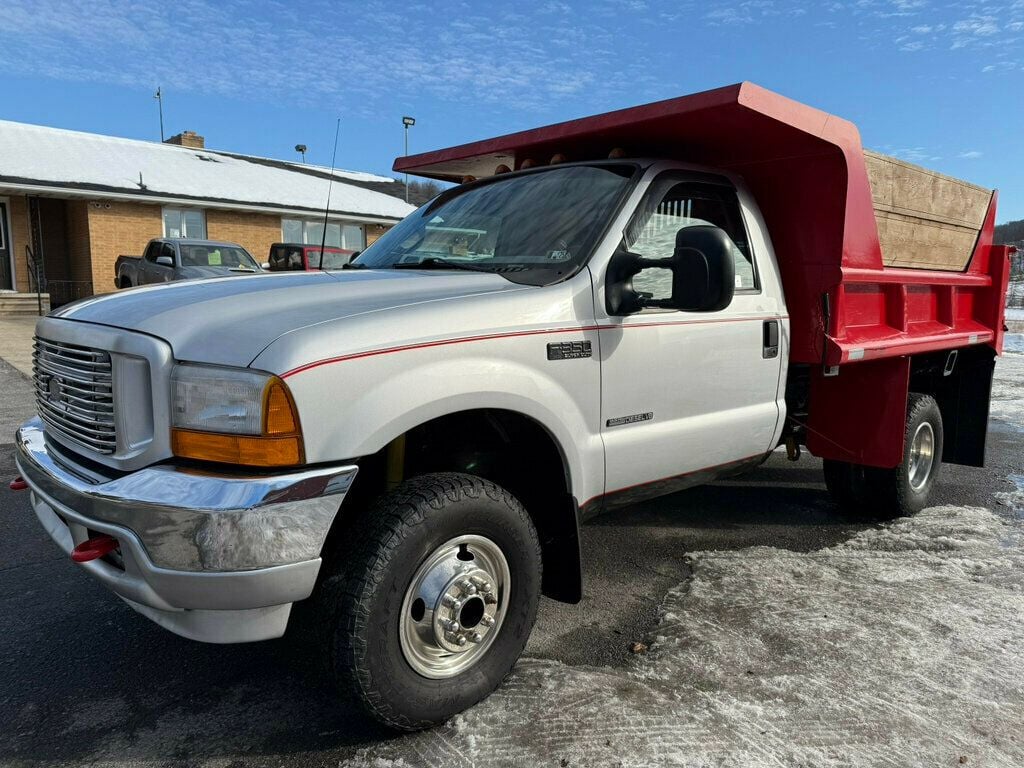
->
47, 376, 62, 403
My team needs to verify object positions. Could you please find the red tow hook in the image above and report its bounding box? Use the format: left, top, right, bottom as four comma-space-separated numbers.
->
71, 535, 119, 563
9, 476, 28, 491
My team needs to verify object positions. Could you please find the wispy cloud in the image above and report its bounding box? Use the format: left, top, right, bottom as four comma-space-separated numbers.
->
0, 0, 664, 115
959, 150, 983, 159
0, 0, 1020, 121
884, 146, 943, 163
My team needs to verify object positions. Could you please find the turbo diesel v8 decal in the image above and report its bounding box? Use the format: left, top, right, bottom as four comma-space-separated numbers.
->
606, 412, 654, 427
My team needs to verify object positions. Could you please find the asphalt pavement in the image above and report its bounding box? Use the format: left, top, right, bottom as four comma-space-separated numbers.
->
1, 355, 1021, 767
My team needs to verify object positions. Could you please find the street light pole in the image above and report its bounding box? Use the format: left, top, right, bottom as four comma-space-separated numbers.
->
402, 116, 416, 203
154, 87, 165, 142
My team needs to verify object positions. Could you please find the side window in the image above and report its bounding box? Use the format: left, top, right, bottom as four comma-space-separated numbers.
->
268, 246, 287, 270
626, 178, 757, 302
144, 242, 161, 262
161, 243, 176, 264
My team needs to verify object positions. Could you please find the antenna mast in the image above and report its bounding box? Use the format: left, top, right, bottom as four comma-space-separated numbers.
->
319, 118, 341, 270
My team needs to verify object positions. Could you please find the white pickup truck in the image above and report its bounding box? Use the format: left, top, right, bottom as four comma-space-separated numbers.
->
14, 84, 1012, 730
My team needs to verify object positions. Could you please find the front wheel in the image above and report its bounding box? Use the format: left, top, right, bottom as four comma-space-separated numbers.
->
824, 393, 943, 521
325, 473, 542, 730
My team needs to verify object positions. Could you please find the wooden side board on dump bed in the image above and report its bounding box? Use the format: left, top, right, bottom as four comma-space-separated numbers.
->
864, 150, 992, 272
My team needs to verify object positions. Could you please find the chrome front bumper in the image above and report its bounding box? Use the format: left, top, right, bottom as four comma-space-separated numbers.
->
15, 418, 358, 643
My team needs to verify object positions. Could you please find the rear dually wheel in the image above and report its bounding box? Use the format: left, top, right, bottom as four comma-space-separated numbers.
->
824, 393, 943, 521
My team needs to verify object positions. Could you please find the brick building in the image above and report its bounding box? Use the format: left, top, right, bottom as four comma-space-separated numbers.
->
0, 120, 416, 307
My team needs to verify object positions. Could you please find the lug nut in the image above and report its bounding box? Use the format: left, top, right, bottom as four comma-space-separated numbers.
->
481, 615, 495, 627
484, 592, 497, 604
443, 596, 462, 611
456, 635, 468, 647
469, 632, 483, 644
481, 582, 493, 593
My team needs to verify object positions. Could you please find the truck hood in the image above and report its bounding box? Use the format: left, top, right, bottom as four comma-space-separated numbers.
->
53, 270, 528, 368
179, 265, 262, 279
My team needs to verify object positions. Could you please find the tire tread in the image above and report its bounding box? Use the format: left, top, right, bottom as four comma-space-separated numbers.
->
322, 472, 539, 730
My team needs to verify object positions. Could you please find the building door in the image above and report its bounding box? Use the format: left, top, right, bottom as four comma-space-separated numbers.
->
0, 202, 11, 290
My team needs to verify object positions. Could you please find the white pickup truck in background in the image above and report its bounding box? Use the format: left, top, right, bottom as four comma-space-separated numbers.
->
14, 83, 1012, 730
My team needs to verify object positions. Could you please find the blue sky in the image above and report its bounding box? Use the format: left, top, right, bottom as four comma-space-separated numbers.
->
0, 0, 1022, 220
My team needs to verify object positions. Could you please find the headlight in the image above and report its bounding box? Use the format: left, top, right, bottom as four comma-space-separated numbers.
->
170, 364, 304, 467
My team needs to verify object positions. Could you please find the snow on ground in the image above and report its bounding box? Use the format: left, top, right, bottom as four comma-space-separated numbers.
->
342, 505, 1024, 768
341, 355, 1024, 768
990, 342, 1024, 428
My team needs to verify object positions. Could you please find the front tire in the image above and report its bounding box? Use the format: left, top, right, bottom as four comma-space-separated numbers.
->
824, 393, 943, 521
325, 473, 542, 730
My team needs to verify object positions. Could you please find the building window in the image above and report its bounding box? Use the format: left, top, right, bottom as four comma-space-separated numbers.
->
163, 207, 206, 239
282, 218, 365, 250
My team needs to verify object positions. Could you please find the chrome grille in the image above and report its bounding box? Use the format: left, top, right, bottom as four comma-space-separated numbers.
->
33, 337, 116, 454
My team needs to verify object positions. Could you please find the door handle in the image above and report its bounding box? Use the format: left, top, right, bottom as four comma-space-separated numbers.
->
763, 320, 779, 359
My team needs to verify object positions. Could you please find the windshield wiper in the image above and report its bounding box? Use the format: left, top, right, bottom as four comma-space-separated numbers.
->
391, 257, 494, 273
341, 262, 366, 269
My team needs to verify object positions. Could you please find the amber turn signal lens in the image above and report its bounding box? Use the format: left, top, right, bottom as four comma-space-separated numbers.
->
171, 429, 304, 467
264, 380, 299, 435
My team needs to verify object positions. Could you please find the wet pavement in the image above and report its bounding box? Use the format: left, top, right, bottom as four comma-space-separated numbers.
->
1, 352, 1022, 767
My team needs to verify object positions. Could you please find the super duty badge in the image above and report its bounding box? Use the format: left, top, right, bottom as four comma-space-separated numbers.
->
547, 341, 592, 360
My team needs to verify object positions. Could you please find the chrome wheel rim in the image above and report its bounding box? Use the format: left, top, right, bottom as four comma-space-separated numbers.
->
908, 421, 935, 491
399, 535, 511, 679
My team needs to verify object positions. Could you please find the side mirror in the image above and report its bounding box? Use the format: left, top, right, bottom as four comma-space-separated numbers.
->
605, 225, 735, 315
669, 225, 735, 312
156, 255, 174, 267
261, 262, 270, 270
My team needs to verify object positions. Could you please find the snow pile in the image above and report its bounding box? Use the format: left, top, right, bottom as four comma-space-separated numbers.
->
1005, 333, 1024, 354
1006, 275, 1023, 309
990, 352, 1024, 429
342, 504, 1024, 767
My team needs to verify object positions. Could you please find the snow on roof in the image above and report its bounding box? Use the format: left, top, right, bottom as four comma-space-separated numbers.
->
275, 159, 398, 184
0, 119, 415, 221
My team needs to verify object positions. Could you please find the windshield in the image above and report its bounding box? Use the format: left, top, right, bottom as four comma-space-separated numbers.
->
180, 245, 259, 270
352, 164, 637, 286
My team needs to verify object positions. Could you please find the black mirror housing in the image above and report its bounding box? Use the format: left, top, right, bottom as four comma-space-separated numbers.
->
605, 225, 736, 315
670, 225, 735, 312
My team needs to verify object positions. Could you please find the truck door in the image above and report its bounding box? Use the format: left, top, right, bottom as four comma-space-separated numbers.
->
160, 242, 179, 281
138, 241, 160, 283
597, 172, 785, 502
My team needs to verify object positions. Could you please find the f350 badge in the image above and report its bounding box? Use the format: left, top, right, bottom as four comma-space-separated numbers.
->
547, 341, 592, 360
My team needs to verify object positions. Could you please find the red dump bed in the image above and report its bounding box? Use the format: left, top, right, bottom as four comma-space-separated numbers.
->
396, 82, 1010, 365
396, 83, 1013, 468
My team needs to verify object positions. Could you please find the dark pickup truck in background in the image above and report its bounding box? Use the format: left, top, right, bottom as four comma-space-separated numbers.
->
115, 239, 263, 288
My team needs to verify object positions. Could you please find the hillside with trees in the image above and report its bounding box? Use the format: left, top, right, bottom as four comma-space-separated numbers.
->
995, 219, 1024, 245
